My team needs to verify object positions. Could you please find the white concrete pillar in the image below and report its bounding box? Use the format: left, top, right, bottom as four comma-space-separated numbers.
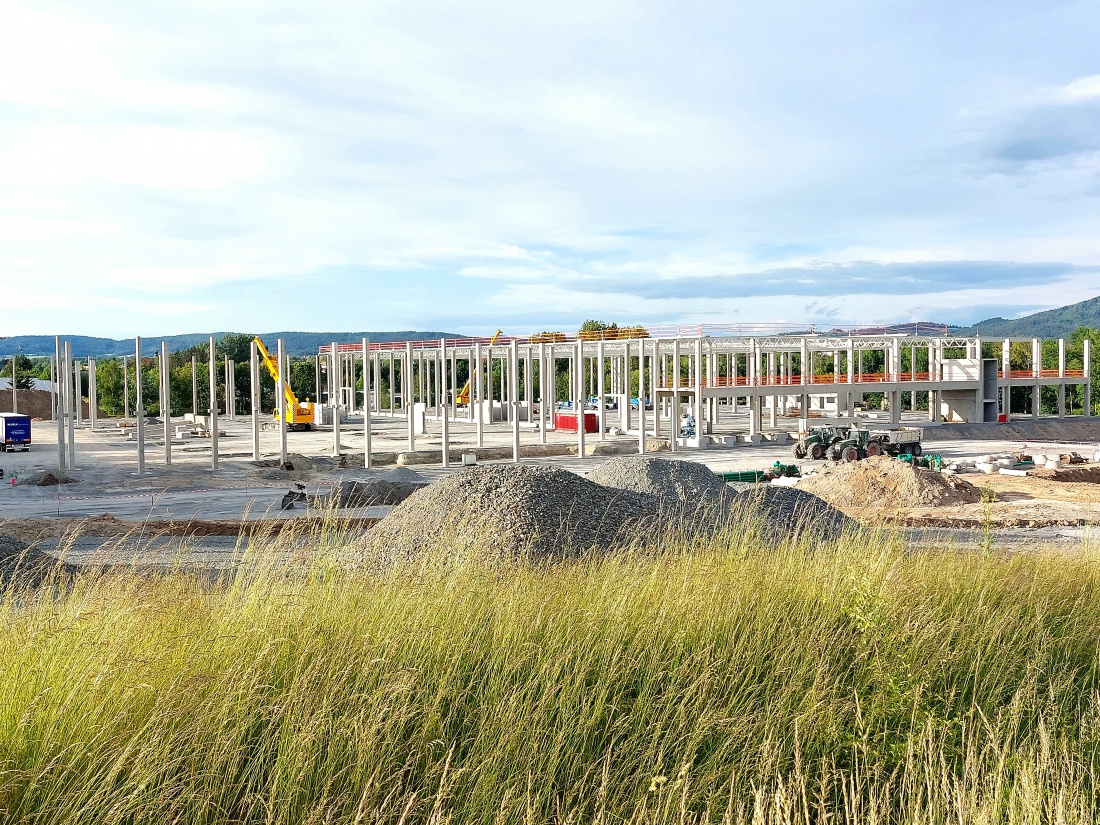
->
54, 338, 65, 471
133, 338, 144, 475
160, 342, 171, 466
670, 338, 680, 451
474, 342, 484, 447
596, 340, 606, 440
440, 338, 450, 467
361, 339, 372, 467
511, 338, 520, 462
538, 342, 547, 444
1001, 338, 1011, 418
405, 342, 415, 452
250, 341, 260, 461
190, 355, 197, 417
693, 337, 703, 437
637, 338, 647, 454
88, 357, 97, 430
208, 337, 218, 470
276, 339, 288, 466
1059, 338, 1066, 378
1085, 338, 1092, 418
72, 359, 81, 426
331, 342, 341, 457
576, 341, 586, 458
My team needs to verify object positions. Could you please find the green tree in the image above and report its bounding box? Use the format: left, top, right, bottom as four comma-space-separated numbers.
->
2, 354, 35, 391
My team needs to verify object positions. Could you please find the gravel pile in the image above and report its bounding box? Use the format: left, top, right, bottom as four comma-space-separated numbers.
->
586, 456, 730, 509
731, 486, 856, 541
797, 456, 980, 511
358, 464, 658, 565
0, 533, 68, 587
326, 478, 428, 508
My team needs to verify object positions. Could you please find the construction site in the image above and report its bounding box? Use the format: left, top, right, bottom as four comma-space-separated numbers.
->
2, 323, 1100, 566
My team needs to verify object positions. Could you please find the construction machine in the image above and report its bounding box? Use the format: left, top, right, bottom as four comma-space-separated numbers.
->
253, 337, 315, 431
455, 329, 503, 405
792, 425, 849, 460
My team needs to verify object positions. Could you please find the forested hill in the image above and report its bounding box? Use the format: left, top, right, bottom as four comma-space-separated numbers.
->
953, 295, 1100, 339
0, 331, 460, 358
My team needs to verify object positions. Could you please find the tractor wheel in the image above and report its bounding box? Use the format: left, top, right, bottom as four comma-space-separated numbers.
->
809, 442, 826, 460
910, 442, 923, 457
865, 441, 883, 457
792, 444, 806, 459
841, 445, 860, 462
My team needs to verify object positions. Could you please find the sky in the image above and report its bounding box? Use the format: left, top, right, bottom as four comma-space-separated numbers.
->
2, 0, 1099, 337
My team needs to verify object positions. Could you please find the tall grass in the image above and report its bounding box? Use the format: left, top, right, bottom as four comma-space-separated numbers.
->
2, 516, 1100, 823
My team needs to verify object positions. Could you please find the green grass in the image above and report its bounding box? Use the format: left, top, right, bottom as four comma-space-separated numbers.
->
2, 518, 1100, 823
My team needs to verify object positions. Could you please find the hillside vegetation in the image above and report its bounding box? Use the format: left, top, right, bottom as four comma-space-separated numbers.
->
955, 294, 1100, 339
1, 518, 1099, 824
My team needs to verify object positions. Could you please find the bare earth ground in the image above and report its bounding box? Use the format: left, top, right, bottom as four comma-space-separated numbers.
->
5, 413, 1100, 560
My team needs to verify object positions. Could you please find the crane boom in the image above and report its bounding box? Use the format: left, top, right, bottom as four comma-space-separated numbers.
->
456, 329, 503, 405
253, 336, 315, 430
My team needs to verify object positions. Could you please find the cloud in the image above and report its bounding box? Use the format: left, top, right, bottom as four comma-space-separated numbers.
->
564, 260, 1089, 301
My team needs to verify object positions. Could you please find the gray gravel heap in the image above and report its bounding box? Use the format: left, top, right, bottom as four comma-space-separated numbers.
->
730, 485, 855, 541
359, 464, 658, 565
585, 456, 730, 509
0, 533, 67, 587
327, 478, 428, 508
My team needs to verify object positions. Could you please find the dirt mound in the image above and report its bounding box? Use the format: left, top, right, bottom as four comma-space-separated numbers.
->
359, 464, 658, 566
797, 456, 981, 511
1028, 465, 1100, 483
18, 471, 80, 487
586, 456, 729, 508
0, 533, 71, 587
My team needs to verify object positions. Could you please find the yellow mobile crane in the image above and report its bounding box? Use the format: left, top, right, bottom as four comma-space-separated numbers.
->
253, 337, 316, 431
455, 329, 503, 405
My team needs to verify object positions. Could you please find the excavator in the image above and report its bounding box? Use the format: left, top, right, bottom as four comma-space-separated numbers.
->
253, 336, 315, 431
455, 329, 503, 405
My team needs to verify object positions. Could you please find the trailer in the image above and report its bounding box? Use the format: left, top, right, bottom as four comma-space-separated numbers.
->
0, 413, 31, 452
869, 427, 924, 457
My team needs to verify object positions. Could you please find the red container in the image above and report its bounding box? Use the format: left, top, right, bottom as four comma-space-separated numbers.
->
998, 413, 1007, 423
554, 411, 599, 433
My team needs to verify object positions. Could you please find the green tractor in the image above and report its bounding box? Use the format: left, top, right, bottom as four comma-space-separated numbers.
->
792, 425, 849, 460
827, 428, 888, 462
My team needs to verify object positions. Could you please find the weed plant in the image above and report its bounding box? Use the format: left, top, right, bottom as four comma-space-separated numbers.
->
1, 508, 1099, 823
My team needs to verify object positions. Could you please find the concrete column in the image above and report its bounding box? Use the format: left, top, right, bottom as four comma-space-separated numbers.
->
388, 353, 394, 416
160, 342, 172, 466
405, 342, 415, 452
133, 338, 144, 475
1001, 339, 1011, 418
54, 337, 65, 472
670, 338, 680, 451
486, 345, 494, 424
10, 352, 17, 415
276, 339, 287, 466
191, 355, 197, 417
650, 339, 660, 436
361, 339, 372, 467
440, 339, 450, 467
693, 337, 703, 438
88, 357, 97, 429
474, 342, 484, 447
372, 352, 381, 414
49, 354, 56, 423
1059, 338, 1066, 378
638, 338, 647, 454
596, 340, 606, 440
208, 337, 218, 470
538, 342, 547, 444
576, 342, 586, 458
225, 359, 232, 420
1084, 338, 1092, 418
315, 354, 321, 406
250, 341, 260, 461
73, 360, 82, 426
511, 338, 520, 463
330, 342, 341, 457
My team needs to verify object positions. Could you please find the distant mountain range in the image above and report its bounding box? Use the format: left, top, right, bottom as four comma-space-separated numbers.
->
0, 331, 460, 358
951, 295, 1100, 339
